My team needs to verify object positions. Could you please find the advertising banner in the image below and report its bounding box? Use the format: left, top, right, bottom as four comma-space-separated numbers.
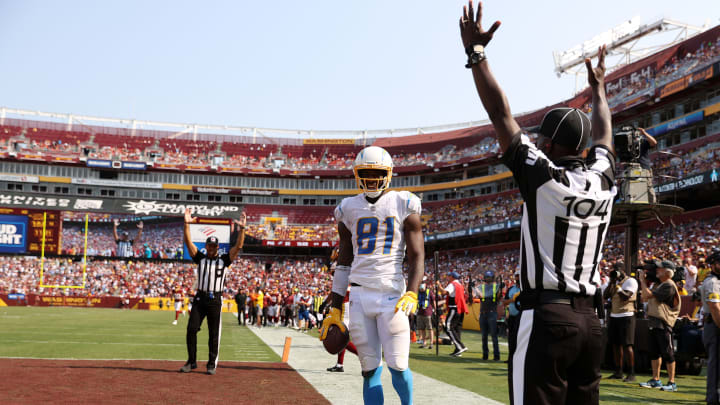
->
302, 139, 355, 145
192, 187, 279, 197
0, 174, 39, 183
654, 168, 720, 194
0, 192, 241, 218
424, 217, 522, 242
72, 178, 163, 189
0, 214, 28, 253
121, 161, 147, 171
0, 294, 142, 309
646, 110, 704, 137
263, 240, 334, 247
86, 159, 113, 168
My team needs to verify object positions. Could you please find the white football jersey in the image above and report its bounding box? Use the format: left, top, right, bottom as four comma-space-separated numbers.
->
335, 190, 422, 293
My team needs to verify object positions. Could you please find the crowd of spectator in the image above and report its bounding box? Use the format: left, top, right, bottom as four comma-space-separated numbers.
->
604, 34, 720, 109
1, 124, 500, 172
4, 213, 718, 311
61, 222, 183, 258
423, 194, 523, 235
651, 141, 720, 180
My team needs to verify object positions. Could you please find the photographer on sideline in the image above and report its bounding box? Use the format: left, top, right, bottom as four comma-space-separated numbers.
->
603, 264, 638, 382
638, 260, 681, 392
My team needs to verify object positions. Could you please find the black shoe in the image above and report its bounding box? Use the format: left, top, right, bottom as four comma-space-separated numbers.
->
327, 365, 344, 372
607, 372, 624, 379
450, 347, 467, 357
207, 366, 216, 375
623, 374, 636, 383
494, 356, 501, 361
179, 362, 197, 373
482, 355, 488, 361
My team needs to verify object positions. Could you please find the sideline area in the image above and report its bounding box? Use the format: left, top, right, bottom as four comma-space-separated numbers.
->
248, 323, 503, 405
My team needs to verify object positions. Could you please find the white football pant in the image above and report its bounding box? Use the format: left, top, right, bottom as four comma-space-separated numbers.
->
349, 286, 410, 372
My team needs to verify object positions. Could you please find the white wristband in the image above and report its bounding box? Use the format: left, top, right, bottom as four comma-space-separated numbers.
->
331, 265, 351, 296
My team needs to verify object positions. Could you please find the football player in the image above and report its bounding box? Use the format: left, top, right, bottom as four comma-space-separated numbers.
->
172, 285, 184, 325
320, 146, 425, 405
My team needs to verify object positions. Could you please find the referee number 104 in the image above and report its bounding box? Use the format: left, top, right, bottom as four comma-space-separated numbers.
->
563, 196, 610, 220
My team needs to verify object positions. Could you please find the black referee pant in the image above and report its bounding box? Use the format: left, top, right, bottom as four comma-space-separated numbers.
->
509, 294, 602, 405
186, 291, 223, 369
445, 307, 466, 350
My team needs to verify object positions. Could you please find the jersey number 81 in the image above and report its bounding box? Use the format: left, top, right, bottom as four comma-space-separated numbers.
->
357, 217, 395, 255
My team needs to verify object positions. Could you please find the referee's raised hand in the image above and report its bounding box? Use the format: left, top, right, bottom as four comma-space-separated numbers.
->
459, 0, 501, 50
184, 208, 196, 224
585, 45, 607, 89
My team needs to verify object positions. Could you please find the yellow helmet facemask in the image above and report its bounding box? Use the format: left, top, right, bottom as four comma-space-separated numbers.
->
354, 166, 392, 198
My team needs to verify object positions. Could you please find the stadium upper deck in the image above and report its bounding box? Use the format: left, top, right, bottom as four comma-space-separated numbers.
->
0, 25, 718, 235
1, 26, 717, 178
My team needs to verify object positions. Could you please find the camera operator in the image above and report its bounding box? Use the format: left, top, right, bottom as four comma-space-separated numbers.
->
637, 127, 657, 203
638, 260, 681, 392
617, 126, 657, 203
603, 264, 638, 382
635, 128, 657, 171
700, 248, 720, 404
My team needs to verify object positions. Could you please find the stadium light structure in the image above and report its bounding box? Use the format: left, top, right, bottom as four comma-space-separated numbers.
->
553, 17, 709, 93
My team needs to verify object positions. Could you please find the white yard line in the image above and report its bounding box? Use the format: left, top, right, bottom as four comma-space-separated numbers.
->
248, 325, 505, 405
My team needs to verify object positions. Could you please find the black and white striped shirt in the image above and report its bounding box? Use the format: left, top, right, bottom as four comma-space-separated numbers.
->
502, 134, 616, 297
116, 239, 134, 257
193, 251, 233, 294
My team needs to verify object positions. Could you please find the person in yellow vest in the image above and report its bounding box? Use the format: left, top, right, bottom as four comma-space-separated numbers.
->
677, 280, 688, 296
474, 270, 502, 361
698, 257, 712, 284
603, 264, 638, 382
638, 260, 681, 392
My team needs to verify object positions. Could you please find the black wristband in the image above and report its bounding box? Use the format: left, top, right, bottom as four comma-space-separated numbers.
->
465, 44, 486, 69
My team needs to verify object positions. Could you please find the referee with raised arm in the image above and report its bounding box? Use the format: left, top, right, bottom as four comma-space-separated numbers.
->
180, 208, 246, 375
460, 2, 615, 404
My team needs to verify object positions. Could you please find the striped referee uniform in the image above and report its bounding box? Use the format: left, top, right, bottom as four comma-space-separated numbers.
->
116, 239, 134, 257
186, 251, 232, 370
503, 134, 616, 405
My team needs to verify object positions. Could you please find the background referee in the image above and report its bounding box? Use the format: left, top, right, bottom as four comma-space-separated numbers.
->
460, 2, 615, 403
180, 208, 246, 375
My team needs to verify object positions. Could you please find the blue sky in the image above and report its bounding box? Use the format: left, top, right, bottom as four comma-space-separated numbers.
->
0, 1, 718, 133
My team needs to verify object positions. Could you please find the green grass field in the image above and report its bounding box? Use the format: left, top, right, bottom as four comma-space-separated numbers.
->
0, 306, 707, 404
0, 306, 278, 362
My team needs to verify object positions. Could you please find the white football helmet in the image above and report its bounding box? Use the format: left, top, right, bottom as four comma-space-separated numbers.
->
353, 146, 393, 198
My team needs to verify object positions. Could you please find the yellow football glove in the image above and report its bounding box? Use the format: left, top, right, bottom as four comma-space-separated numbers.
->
319, 307, 347, 341
394, 291, 418, 316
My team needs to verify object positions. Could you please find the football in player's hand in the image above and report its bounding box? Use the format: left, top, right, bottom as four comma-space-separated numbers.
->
322, 324, 350, 355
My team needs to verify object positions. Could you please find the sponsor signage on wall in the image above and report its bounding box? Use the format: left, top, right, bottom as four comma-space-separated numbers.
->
0, 192, 241, 218
0, 214, 28, 253
263, 240, 334, 247
654, 168, 719, 194
192, 186, 279, 196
